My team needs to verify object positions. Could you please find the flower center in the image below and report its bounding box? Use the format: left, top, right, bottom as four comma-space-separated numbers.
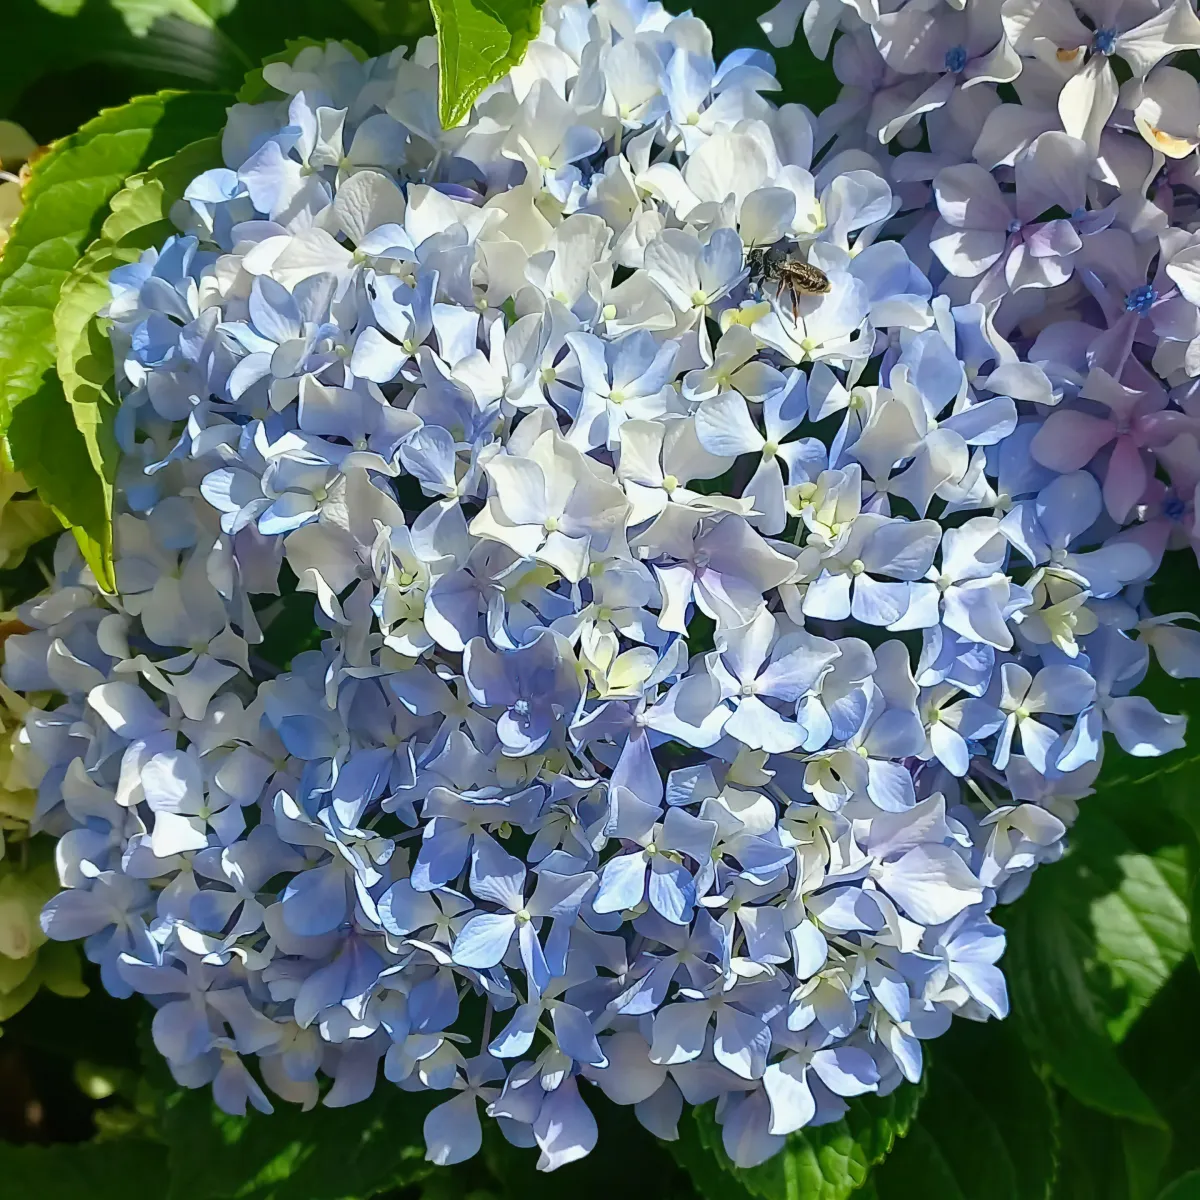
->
1164, 494, 1187, 520
1125, 284, 1157, 315
944, 45, 968, 72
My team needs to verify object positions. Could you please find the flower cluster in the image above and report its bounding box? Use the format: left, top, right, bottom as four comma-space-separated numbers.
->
7, 0, 1200, 1173
0, 626, 86, 1024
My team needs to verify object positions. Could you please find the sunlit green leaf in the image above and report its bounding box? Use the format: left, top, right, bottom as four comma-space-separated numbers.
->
429, 0, 544, 129
0, 89, 229, 434
162, 1084, 435, 1200
669, 1083, 925, 1200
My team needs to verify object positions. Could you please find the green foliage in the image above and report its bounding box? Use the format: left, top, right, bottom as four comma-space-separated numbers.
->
1159, 1173, 1200, 1200
6, 0, 434, 140
53, 136, 224, 586
668, 1082, 925, 1200
1001, 832, 1171, 1127
0, 1139, 170, 1199
342, 0, 436, 38
6, 381, 110, 587
1091, 845, 1190, 1041
0, 90, 228, 430
0, 93, 227, 584
34, 0, 404, 38
47, 0, 242, 37
160, 1085, 436, 1200
867, 1022, 1058, 1200
429, 0, 544, 128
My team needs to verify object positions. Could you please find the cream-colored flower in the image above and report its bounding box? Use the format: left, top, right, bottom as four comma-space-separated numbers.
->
0, 623, 86, 1025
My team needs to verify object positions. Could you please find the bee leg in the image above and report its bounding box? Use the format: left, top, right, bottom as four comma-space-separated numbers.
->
790, 284, 799, 321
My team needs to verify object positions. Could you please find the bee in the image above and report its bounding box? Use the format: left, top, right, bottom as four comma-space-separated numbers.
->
746, 240, 830, 317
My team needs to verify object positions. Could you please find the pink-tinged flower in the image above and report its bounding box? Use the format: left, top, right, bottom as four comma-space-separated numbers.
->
1030, 366, 1194, 521
1124, 432, 1200, 569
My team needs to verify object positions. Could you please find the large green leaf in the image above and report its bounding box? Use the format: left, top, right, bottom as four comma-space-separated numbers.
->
1159, 1173, 1200, 1200
429, 0, 544, 129
1045, 968, 1200, 1200
866, 1020, 1057, 1200
2, 94, 227, 587
669, 1082, 925, 1200
0, 1139, 169, 1200
161, 1084, 435, 1200
341, 0, 435, 38
0, 89, 229, 435
7, 378, 116, 586
1050, 1096, 1137, 1200
997, 551, 1200, 1121
1001, 833, 1167, 1129
109, 0, 240, 36
37, 0, 239, 35
1090, 845, 1190, 1042
45, 136, 225, 587
1114, 962, 1200, 1189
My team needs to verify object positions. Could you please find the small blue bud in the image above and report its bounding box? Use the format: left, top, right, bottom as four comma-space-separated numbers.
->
1124, 284, 1157, 315
944, 44, 968, 73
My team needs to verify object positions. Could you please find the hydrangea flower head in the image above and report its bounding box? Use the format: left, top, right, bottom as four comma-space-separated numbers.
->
6, 0, 1200, 1173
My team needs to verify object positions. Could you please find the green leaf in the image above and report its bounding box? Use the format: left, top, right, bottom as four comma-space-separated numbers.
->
162, 1084, 435, 1200
46, 135, 225, 586
341, 0, 435, 37
38, 0, 240, 34
997, 573, 1200, 1129
669, 1082, 925, 1200
868, 1020, 1058, 1200
0, 1139, 169, 1200
430, 0, 544, 130
109, 0, 233, 35
1090, 846, 1190, 1041
1192, 871, 1200, 974
7, 378, 115, 583
1159, 1172, 1200, 1200
0, 89, 230, 434
1051, 1096, 1136, 1200
1116, 961, 1200, 1187
1001, 845, 1165, 1129
3, 94, 226, 587
472, 1095, 698, 1200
